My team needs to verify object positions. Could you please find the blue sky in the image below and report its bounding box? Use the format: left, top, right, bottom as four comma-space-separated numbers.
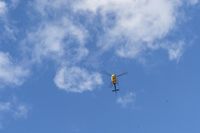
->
0, 0, 200, 133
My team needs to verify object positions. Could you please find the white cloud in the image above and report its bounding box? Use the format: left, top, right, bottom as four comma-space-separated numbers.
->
23, 16, 101, 93
0, 0, 7, 16
117, 92, 136, 108
54, 66, 103, 93
0, 52, 29, 87
162, 41, 185, 62
22, 0, 105, 93
18, 0, 196, 93
73, 0, 183, 59
24, 17, 88, 63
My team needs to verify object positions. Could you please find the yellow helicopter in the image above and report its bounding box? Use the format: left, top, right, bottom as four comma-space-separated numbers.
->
104, 72, 127, 92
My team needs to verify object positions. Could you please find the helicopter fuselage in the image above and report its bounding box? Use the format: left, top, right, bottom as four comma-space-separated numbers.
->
111, 74, 119, 92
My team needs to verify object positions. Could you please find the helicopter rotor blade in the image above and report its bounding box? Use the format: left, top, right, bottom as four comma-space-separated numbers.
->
117, 72, 127, 77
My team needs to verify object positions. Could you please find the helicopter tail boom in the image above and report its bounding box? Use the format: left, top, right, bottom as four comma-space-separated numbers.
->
112, 83, 119, 92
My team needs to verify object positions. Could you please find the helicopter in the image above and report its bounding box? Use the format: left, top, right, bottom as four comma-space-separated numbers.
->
103, 71, 127, 93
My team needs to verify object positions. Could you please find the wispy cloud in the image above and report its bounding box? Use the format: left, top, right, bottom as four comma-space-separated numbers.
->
0, 52, 29, 88
0, 0, 7, 16
0, 0, 19, 42
32, 0, 70, 16
23, 14, 101, 92
23, 17, 87, 63
0, 97, 29, 128
20, 0, 196, 93
0, 101, 28, 119
0, 0, 196, 91
117, 92, 136, 108
162, 41, 185, 62
188, 0, 199, 5
73, 0, 182, 59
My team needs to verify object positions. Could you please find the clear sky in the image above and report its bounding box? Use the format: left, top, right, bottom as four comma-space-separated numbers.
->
0, 0, 200, 133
